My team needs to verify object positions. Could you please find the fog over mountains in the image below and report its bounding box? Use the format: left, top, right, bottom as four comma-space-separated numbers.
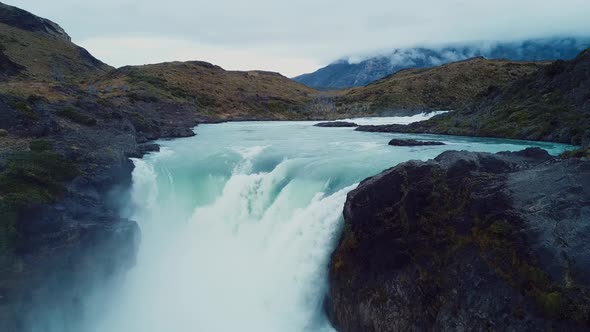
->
294, 37, 590, 89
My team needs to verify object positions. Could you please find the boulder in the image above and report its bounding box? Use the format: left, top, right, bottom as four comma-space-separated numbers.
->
327, 148, 590, 331
388, 138, 445, 146
314, 121, 358, 127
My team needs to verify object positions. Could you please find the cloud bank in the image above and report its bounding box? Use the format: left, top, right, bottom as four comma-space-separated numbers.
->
10, 0, 590, 76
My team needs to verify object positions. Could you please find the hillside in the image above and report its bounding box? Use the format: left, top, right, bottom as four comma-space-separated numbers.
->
0, 3, 111, 83
357, 49, 590, 146
331, 57, 545, 116
295, 38, 590, 89
91, 61, 317, 122
0, 1, 322, 134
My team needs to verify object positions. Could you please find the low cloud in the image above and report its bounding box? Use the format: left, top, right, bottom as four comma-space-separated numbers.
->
343, 37, 590, 68
11, 0, 590, 75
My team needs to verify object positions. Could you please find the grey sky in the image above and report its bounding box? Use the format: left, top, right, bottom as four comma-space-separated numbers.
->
9, 0, 590, 76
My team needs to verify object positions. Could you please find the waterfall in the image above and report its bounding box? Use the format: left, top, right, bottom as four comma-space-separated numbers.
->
95, 145, 352, 332
82, 118, 569, 332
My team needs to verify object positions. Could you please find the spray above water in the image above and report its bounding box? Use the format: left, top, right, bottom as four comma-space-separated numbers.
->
95, 147, 349, 332
85, 117, 569, 332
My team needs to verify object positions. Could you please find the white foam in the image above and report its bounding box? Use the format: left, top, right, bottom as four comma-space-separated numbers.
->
96, 153, 346, 332
344, 111, 448, 125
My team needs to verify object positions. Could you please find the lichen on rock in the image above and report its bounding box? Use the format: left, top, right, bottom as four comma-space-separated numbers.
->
327, 148, 590, 331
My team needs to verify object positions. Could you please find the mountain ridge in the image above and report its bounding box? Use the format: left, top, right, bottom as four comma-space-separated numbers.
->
295, 38, 590, 89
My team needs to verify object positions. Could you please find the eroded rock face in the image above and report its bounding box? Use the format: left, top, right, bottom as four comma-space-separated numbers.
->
0, 152, 141, 332
0, 49, 25, 78
327, 148, 590, 332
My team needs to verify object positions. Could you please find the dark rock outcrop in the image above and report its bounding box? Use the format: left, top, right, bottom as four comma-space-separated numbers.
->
0, 91, 146, 331
0, 3, 70, 41
327, 148, 590, 332
137, 143, 160, 155
0, 48, 24, 78
0, 2, 111, 83
314, 121, 358, 127
388, 138, 445, 146
357, 123, 411, 133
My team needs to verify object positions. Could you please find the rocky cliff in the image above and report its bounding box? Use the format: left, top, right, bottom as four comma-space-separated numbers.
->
327, 148, 590, 331
0, 91, 143, 331
0, 4, 138, 330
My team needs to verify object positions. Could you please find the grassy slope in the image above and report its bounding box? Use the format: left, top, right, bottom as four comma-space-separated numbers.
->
333, 57, 545, 115
0, 23, 111, 83
92, 62, 319, 120
358, 50, 590, 146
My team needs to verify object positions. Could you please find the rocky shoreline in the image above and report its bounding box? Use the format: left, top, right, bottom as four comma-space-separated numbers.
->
326, 148, 590, 331
314, 121, 359, 127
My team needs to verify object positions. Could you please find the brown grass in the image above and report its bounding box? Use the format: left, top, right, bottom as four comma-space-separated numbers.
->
0, 23, 111, 83
335, 58, 547, 113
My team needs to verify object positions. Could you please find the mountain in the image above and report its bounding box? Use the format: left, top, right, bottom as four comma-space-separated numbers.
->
356, 48, 590, 146
329, 57, 545, 116
294, 38, 590, 89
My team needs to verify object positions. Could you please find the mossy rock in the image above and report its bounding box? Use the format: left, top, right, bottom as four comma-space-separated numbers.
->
10, 100, 38, 120
57, 106, 97, 126
538, 291, 563, 317
29, 139, 54, 152
560, 148, 590, 159
0, 149, 79, 254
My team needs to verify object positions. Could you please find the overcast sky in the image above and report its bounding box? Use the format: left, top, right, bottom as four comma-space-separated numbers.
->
9, 0, 590, 76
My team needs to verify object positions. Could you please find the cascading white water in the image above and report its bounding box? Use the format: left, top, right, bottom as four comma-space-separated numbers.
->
88, 116, 571, 332
95, 147, 352, 332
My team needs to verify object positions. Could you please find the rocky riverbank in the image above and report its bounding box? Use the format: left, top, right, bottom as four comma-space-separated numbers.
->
314, 121, 359, 127
327, 148, 590, 331
356, 50, 590, 147
388, 139, 445, 146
